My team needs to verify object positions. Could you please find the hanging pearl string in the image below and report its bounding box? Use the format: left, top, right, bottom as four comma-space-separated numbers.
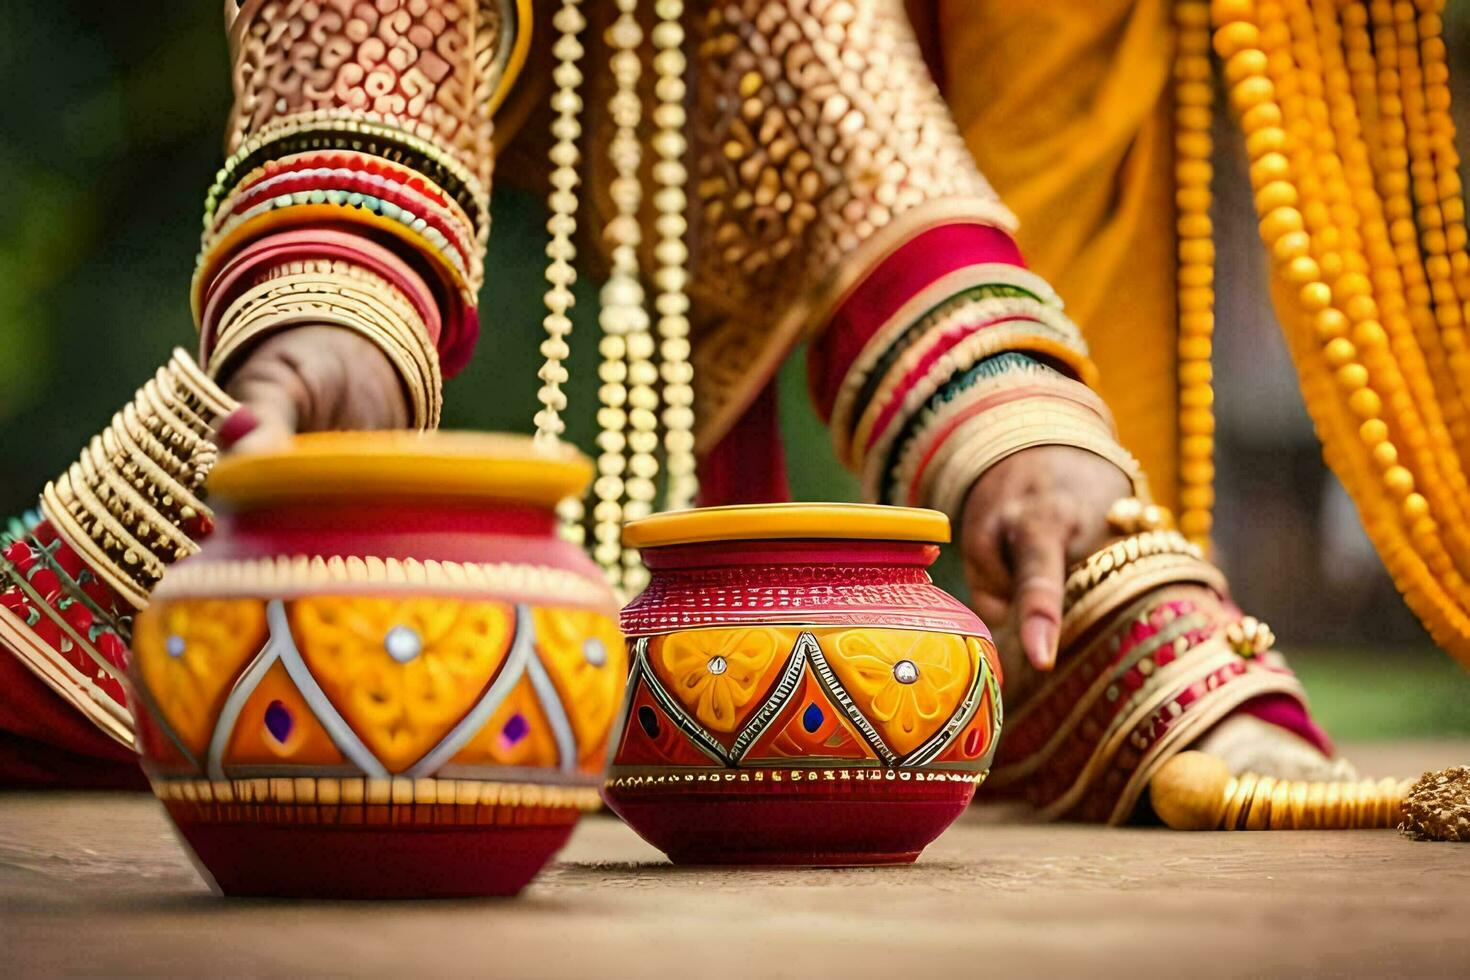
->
533, 0, 700, 599
535, 0, 590, 544
595, 0, 656, 598
651, 0, 699, 513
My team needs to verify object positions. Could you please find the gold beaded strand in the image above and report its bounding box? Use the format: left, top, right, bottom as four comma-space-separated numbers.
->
595, 0, 659, 597
533, 0, 699, 598
534, 0, 590, 545
651, 0, 699, 513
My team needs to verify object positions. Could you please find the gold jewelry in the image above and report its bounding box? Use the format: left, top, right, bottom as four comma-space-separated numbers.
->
1223, 615, 1275, 659
1150, 751, 1415, 831
532, 0, 699, 600
651, 0, 697, 513
925, 398, 1146, 521
1106, 496, 1175, 536
36, 351, 237, 610
208, 264, 442, 429
1063, 530, 1205, 609
1059, 553, 1228, 652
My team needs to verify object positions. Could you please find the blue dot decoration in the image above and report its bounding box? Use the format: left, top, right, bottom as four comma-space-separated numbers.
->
637, 705, 661, 738
801, 702, 824, 734
501, 712, 530, 747
263, 700, 293, 745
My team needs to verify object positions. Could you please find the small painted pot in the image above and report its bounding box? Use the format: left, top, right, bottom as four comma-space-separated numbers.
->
603, 503, 1002, 866
128, 433, 625, 898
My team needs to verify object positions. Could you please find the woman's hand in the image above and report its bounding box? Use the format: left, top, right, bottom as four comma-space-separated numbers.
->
960, 445, 1131, 673
216, 326, 410, 453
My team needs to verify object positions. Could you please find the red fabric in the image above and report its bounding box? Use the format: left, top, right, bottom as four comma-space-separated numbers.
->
0, 646, 141, 789
697, 380, 791, 506
1239, 693, 1335, 757
808, 223, 1025, 421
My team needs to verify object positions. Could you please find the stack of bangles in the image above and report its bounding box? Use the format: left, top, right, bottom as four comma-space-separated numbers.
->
190, 103, 493, 424
811, 222, 1148, 520
204, 253, 443, 428
1, 350, 238, 746
36, 350, 239, 612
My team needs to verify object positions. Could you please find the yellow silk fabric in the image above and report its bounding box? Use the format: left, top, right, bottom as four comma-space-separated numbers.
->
911, 0, 1182, 512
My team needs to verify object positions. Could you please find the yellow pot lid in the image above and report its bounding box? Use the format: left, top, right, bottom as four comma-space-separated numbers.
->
622, 502, 950, 549
208, 431, 591, 510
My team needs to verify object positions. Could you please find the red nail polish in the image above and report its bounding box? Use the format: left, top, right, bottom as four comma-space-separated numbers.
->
215, 406, 259, 449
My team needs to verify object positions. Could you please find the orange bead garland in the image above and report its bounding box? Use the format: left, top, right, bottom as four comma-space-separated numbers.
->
1206, 0, 1470, 666
1176, 0, 1219, 546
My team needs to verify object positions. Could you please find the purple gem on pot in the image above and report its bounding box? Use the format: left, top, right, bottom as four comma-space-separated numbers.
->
500, 712, 530, 748
263, 700, 293, 744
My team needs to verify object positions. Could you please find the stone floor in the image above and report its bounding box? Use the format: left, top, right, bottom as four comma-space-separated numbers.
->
2, 740, 1468, 978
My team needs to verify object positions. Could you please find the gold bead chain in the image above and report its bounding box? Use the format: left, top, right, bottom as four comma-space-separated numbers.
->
1174, 0, 1218, 546
1208, 0, 1470, 663
531, 0, 698, 600
595, 0, 653, 598
535, 0, 589, 544
651, 0, 699, 514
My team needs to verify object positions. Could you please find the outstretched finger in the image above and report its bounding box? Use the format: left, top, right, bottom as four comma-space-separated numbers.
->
221, 370, 304, 455
1006, 514, 1069, 672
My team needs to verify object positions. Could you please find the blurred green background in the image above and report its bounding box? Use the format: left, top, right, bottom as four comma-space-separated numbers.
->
0, 1, 1466, 739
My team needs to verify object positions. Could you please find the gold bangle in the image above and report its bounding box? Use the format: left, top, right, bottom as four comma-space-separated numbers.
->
251, 263, 442, 394
876, 367, 1111, 504
924, 399, 1140, 519
208, 266, 442, 429
210, 303, 436, 429
1059, 554, 1228, 650
78, 439, 193, 558
1063, 530, 1204, 608
219, 263, 439, 391
100, 426, 208, 524
899, 386, 1118, 509
61, 464, 167, 580
36, 349, 238, 611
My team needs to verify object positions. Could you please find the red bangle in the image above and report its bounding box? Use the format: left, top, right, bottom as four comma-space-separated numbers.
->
199, 228, 444, 363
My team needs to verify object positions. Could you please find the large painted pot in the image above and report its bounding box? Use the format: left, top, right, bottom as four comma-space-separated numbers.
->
603, 503, 1002, 866
128, 433, 625, 898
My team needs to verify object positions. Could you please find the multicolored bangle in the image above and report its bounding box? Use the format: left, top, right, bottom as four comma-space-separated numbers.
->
873, 355, 1118, 506
847, 302, 1090, 471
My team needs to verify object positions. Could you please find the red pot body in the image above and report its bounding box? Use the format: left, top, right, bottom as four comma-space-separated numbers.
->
604, 535, 1001, 866
130, 489, 624, 898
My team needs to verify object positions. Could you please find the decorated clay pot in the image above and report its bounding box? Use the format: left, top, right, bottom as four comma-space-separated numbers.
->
128, 433, 625, 898
603, 503, 1002, 866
